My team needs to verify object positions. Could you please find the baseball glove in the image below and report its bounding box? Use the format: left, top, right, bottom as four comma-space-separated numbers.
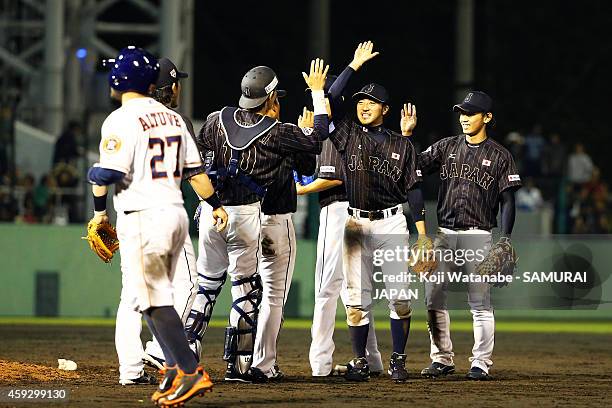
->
476, 237, 517, 287
82, 220, 120, 263
409, 235, 437, 275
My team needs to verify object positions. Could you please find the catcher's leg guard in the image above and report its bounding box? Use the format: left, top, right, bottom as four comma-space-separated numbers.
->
185, 272, 227, 358
224, 274, 263, 377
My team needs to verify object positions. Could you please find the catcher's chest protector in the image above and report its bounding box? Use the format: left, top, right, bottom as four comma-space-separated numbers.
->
216, 107, 278, 196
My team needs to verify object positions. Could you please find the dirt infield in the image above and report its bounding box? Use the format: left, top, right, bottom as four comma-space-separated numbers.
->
0, 324, 610, 407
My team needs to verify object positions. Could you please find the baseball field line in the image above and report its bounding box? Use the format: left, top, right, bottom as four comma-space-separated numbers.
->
0, 317, 610, 334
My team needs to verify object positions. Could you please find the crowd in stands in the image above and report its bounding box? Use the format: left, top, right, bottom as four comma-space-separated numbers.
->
1, 121, 610, 234
505, 125, 609, 234
0, 121, 83, 224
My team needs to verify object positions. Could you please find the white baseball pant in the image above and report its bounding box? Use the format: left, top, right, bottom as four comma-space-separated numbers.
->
114, 206, 191, 381
343, 205, 413, 326
251, 213, 296, 375
309, 200, 383, 376
424, 227, 494, 373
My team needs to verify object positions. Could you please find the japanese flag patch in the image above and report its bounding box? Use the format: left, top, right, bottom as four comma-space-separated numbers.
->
482, 159, 491, 166
508, 174, 521, 182
392, 153, 400, 160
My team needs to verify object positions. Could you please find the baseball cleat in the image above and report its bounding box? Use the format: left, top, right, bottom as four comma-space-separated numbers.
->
245, 367, 269, 383
224, 362, 252, 383
421, 362, 456, 378
157, 366, 213, 407
151, 365, 179, 404
334, 363, 382, 377
270, 364, 285, 381
388, 352, 409, 382
466, 367, 492, 381
344, 357, 370, 382
143, 353, 165, 371
118, 370, 157, 386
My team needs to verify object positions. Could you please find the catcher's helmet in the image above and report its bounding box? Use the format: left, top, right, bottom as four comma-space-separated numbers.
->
239, 66, 286, 109
103, 46, 159, 93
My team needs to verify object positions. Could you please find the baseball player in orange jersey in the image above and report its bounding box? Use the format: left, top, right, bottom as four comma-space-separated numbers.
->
88, 46, 227, 406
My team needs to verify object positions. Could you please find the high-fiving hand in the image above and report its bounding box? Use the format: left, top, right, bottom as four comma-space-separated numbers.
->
302, 58, 329, 92
400, 103, 418, 136
298, 107, 314, 128
349, 41, 380, 71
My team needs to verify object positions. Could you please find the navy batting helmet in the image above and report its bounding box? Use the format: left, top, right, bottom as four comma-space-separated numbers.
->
103, 46, 159, 93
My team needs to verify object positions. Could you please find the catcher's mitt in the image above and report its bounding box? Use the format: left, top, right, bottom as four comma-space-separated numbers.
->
476, 237, 517, 287
82, 220, 120, 263
409, 235, 437, 275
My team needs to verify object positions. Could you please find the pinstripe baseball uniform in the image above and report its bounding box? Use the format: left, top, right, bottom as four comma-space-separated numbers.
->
328, 119, 422, 326
418, 134, 521, 373
191, 108, 327, 379
309, 138, 384, 376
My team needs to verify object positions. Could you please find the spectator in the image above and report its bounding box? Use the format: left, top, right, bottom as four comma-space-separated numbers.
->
523, 124, 546, 177
52, 120, 82, 166
516, 177, 544, 211
52, 162, 80, 223
505, 131, 524, 173
33, 174, 56, 223
19, 174, 37, 224
0, 190, 18, 221
542, 133, 567, 177
567, 143, 594, 185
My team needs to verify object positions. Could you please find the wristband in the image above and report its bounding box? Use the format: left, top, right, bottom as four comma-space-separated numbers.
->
204, 194, 222, 210
312, 90, 327, 116
93, 193, 107, 212
94, 210, 107, 217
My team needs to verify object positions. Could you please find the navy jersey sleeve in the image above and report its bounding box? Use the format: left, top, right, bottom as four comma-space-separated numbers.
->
294, 151, 317, 176
498, 152, 522, 192
317, 139, 345, 181
276, 114, 328, 155
417, 138, 448, 175
404, 140, 422, 190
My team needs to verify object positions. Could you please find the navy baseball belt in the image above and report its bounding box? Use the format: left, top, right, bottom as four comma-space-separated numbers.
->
348, 204, 402, 221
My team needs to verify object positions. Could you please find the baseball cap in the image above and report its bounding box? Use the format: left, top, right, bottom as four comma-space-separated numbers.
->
352, 83, 390, 105
156, 57, 188, 88
239, 66, 287, 109
453, 91, 493, 114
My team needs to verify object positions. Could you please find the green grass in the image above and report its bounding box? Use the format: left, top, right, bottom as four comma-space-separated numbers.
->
0, 317, 610, 334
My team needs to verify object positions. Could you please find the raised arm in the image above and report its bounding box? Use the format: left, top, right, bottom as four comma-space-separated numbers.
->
328, 41, 380, 111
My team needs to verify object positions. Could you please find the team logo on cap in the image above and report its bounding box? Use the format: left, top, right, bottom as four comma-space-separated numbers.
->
464, 92, 473, 102
170, 68, 176, 78
364, 84, 375, 93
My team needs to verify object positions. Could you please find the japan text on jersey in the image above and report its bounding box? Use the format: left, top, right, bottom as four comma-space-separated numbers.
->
418, 135, 522, 230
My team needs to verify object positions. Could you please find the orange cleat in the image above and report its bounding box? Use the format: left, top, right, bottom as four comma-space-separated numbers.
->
151, 365, 179, 405
158, 366, 213, 407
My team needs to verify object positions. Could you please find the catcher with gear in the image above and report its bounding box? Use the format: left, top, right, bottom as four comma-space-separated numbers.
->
83, 218, 119, 263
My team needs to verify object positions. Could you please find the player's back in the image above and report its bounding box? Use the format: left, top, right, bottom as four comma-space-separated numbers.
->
100, 97, 200, 212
